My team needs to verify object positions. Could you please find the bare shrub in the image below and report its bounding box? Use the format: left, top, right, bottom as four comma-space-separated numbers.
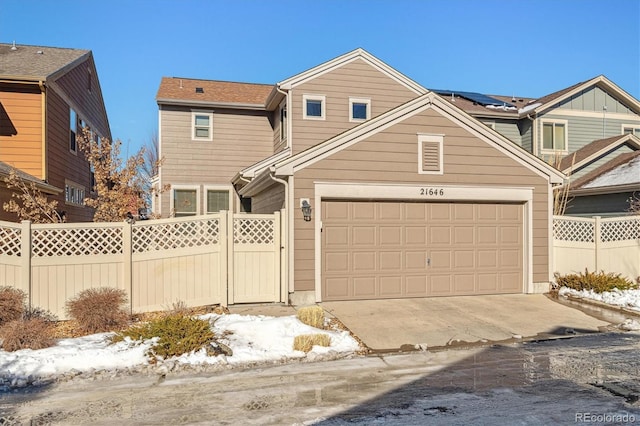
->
0, 317, 55, 351
296, 305, 325, 329
293, 334, 331, 353
0, 286, 26, 326
66, 287, 130, 334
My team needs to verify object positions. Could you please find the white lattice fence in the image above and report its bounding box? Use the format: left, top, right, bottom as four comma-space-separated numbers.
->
133, 216, 220, 253
553, 215, 640, 281
32, 225, 123, 257
0, 221, 24, 295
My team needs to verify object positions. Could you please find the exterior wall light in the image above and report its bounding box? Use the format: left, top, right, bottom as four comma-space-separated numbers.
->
301, 199, 312, 221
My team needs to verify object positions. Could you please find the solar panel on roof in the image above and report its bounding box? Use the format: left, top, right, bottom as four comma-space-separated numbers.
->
431, 89, 515, 108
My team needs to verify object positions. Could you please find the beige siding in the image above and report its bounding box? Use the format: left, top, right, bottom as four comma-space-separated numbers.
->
272, 107, 287, 154
290, 58, 418, 154
0, 84, 43, 178
293, 107, 551, 292
251, 183, 285, 214
160, 105, 273, 215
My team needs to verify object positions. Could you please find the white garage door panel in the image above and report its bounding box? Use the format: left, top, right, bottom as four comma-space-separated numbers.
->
321, 201, 524, 301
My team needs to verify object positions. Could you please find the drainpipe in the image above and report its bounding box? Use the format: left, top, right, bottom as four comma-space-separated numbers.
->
276, 85, 291, 148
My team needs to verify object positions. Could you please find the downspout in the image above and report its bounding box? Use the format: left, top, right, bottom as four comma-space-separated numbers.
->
39, 81, 47, 181
276, 85, 291, 149
268, 171, 289, 302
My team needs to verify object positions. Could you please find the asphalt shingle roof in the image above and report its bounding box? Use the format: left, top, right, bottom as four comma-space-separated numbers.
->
156, 77, 274, 105
0, 43, 88, 80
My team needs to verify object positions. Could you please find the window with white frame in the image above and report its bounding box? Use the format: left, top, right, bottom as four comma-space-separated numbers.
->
279, 103, 288, 142
172, 187, 199, 217
205, 188, 230, 213
69, 108, 78, 153
622, 125, 640, 137
192, 112, 213, 140
418, 134, 444, 174
303, 94, 325, 120
65, 180, 85, 206
541, 120, 567, 152
349, 97, 371, 122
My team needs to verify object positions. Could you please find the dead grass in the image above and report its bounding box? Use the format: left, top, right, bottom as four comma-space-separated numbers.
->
0, 286, 26, 326
293, 333, 331, 353
65, 287, 130, 334
296, 305, 325, 329
0, 317, 55, 351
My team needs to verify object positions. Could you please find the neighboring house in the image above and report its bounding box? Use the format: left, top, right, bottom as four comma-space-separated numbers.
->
157, 48, 564, 304
0, 42, 111, 222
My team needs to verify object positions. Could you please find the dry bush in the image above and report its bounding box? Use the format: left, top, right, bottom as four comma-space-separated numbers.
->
0, 317, 55, 352
293, 334, 331, 353
297, 306, 325, 329
555, 269, 638, 293
66, 287, 130, 334
113, 313, 215, 360
165, 300, 190, 317
0, 286, 26, 326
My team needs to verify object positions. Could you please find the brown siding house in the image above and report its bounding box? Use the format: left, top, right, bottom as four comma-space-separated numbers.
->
0, 43, 111, 223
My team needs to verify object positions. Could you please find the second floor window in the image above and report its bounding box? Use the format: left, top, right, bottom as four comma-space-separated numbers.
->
623, 126, 640, 137
192, 112, 212, 141
303, 94, 325, 120
349, 97, 371, 122
69, 108, 77, 153
542, 121, 567, 152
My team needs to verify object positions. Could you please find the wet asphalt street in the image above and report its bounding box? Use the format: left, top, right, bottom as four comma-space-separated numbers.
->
1, 331, 639, 425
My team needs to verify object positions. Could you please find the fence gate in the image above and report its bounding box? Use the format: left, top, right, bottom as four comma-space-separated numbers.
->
228, 212, 281, 304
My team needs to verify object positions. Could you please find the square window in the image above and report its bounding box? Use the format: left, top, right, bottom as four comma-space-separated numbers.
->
206, 189, 229, 213
303, 94, 325, 120
542, 121, 567, 152
349, 97, 371, 122
174, 189, 198, 217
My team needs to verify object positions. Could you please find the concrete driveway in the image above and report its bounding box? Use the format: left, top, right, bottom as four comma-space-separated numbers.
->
321, 294, 613, 351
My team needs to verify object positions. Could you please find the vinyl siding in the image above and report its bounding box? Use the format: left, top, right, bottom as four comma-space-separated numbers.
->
557, 86, 635, 114
251, 182, 285, 214
290, 58, 418, 155
272, 105, 287, 154
0, 84, 43, 178
159, 105, 273, 215
538, 112, 640, 154
566, 192, 635, 217
292, 107, 551, 292
494, 119, 521, 147
519, 119, 533, 153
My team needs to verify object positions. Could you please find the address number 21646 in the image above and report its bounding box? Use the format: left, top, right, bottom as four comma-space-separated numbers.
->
419, 188, 444, 196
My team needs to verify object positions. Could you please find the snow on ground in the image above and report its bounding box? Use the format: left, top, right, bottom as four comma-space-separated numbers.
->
0, 314, 359, 384
559, 287, 640, 312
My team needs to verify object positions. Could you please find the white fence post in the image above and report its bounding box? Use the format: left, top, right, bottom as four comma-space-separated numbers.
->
280, 208, 287, 303
219, 211, 228, 307
226, 210, 235, 305
20, 220, 32, 309
123, 221, 133, 314
594, 216, 601, 271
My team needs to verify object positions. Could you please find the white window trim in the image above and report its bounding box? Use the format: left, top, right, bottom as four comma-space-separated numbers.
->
621, 123, 640, 135
191, 111, 213, 141
417, 133, 444, 175
540, 118, 568, 154
349, 97, 371, 122
204, 185, 233, 214
170, 185, 201, 217
303, 94, 325, 120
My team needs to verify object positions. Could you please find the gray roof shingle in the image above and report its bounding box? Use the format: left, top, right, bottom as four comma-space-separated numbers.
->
0, 43, 88, 80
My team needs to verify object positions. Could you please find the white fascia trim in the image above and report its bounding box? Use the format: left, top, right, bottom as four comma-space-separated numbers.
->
203, 184, 234, 213
278, 48, 427, 95
544, 109, 640, 121
313, 182, 535, 302
157, 98, 265, 110
240, 148, 292, 179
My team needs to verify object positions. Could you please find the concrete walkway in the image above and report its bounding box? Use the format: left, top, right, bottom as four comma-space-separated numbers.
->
321, 294, 612, 351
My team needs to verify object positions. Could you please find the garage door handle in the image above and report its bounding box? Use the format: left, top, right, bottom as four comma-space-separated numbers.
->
426, 258, 431, 267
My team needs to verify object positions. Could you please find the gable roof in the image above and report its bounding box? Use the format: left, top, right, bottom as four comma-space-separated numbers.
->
528, 75, 640, 116
0, 43, 89, 81
277, 48, 427, 95
0, 161, 61, 194
156, 77, 274, 108
272, 92, 564, 184
559, 134, 640, 173
570, 151, 640, 195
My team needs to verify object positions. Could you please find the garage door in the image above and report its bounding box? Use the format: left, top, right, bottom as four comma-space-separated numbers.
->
321, 200, 523, 301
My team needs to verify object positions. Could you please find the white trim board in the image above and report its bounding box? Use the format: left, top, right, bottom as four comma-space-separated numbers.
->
312, 182, 535, 302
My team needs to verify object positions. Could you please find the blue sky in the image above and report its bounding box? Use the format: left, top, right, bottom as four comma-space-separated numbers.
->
1, 0, 639, 155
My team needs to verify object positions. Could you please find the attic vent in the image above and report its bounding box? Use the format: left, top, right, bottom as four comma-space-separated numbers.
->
195, 87, 204, 94
418, 134, 444, 175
